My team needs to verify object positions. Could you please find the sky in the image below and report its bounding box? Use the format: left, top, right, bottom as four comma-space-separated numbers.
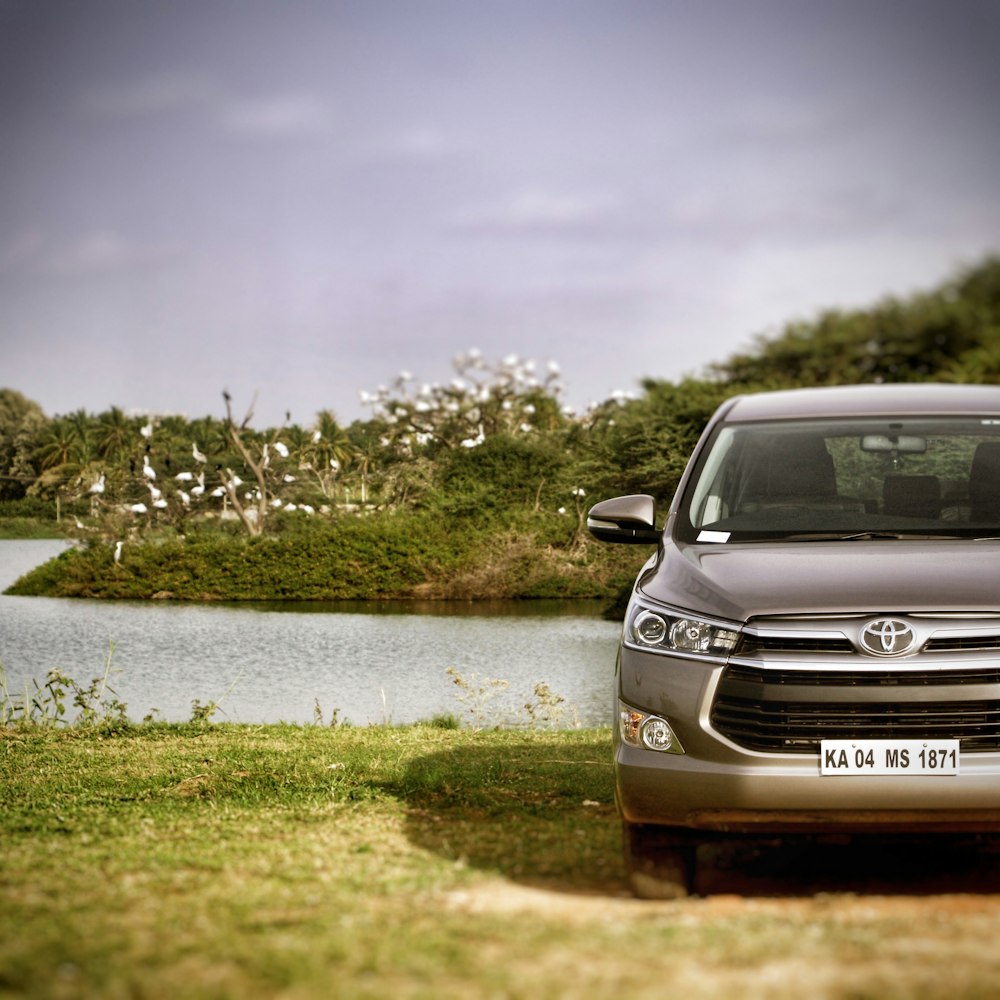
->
2, 0, 999, 429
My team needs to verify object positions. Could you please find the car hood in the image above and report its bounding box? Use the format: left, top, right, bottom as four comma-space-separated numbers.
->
640, 539, 1000, 622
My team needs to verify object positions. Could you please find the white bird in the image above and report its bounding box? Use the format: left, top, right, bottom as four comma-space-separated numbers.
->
274, 441, 289, 458
142, 456, 156, 481
192, 443, 207, 463
283, 473, 296, 483
153, 498, 168, 509
130, 502, 148, 514
460, 425, 486, 449
175, 471, 194, 482
89, 474, 105, 494
211, 487, 226, 498
114, 541, 123, 564
148, 484, 162, 500
312, 430, 322, 443
140, 422, 153, 439
191, 472, 205, 497
179, 491, 191, 506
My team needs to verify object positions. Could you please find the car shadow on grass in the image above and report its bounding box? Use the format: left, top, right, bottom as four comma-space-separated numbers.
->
393, 738, 1000, 898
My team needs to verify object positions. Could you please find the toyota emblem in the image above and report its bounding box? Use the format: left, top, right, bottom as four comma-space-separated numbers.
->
860, 618, 916, 656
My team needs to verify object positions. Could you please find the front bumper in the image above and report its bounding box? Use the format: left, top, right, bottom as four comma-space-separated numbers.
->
616, 742, 1000, 832
616, 641, 1000, 833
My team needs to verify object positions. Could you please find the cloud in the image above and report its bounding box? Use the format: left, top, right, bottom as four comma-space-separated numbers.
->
449, 188, 624, 238
83, 73, 218, 118
365, 125, 458, 162
1, 229, 181, 278
85, 73, 332, 140
218, 93, 333, 138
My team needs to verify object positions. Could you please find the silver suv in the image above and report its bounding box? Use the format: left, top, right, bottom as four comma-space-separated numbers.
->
588, 383, 1000, 897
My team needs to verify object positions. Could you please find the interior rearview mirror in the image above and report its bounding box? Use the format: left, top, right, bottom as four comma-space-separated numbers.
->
860, 434, 927, 454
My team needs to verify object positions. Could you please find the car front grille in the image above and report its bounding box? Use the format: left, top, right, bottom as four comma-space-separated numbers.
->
711, 617, 1000, 754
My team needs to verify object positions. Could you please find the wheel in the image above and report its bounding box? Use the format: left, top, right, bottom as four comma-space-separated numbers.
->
623, 823, 696, 899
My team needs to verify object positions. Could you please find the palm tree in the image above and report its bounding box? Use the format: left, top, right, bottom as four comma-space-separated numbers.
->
95, 407, 133, 462
305, 411, 357, 498
34, 416, 88, 472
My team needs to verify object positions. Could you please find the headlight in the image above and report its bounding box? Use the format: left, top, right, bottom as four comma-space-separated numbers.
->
627, 604, 739, 656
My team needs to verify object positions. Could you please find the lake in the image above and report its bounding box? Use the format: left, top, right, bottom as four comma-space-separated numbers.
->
0, 540, 621, 727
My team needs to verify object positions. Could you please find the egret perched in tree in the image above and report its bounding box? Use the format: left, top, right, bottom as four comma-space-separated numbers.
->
130, 502, 147, 514
142, 456, 156, 480
114, 540, 123, 564
191, 472, 205, 497
89, 474, 106, 494
175, 471, 193, 482
140, 422, 153, 439
192, 443, 207, 463
274, 441, 289, 458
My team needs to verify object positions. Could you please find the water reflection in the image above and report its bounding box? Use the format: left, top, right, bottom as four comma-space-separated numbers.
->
0, 541, 620, 726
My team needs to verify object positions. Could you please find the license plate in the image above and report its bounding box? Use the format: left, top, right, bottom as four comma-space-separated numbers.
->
820, 739, 960, 775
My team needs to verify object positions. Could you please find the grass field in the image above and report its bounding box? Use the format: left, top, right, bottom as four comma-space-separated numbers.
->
3, 723, 1000, 999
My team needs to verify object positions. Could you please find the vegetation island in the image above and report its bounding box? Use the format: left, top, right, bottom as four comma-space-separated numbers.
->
3, 257, 999, 603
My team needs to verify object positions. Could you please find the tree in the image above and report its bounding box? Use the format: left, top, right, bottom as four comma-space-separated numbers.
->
94, 407, 134, 462
361, 350, 569, 454
0, 388, 45, 500
302, 410, 355, 500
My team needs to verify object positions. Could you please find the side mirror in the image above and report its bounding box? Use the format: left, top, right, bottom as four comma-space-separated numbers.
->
586, 494, 660, 545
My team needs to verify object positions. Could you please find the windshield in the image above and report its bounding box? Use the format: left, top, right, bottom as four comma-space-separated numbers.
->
678, 415, 1000, 542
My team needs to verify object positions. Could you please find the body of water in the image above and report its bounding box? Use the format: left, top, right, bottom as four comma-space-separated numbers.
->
0, 540, 621, 726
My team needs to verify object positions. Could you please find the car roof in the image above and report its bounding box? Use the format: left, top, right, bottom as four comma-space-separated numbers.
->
721, 383, 1000, 422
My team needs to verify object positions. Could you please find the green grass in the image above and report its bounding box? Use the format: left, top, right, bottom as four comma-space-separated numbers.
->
0, 517, 63, 540
3, 725, 1000, 999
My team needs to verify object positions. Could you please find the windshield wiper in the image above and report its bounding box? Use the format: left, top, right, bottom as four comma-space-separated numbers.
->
779, 531, 960, 542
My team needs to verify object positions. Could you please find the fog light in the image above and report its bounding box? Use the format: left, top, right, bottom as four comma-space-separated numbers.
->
618, 701, 685, 755
641, 717, 675, 752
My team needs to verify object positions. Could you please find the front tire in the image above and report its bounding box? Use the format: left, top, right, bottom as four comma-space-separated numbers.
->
623, 823, 696, 899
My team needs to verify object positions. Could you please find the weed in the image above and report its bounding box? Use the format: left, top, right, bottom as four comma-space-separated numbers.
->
446, 666, 510, 729
522, 680, 576, 728
189, 668, 244, 724
312, 698, 345, 727
0, 641, 129, 731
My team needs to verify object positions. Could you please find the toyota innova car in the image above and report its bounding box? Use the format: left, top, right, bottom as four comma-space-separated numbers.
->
588, 383, 1000, 897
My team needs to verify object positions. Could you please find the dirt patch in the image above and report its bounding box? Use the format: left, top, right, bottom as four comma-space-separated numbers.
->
445, 879, 1000, 923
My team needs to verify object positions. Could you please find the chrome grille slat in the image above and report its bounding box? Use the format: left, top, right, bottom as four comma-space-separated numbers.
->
712, 617, 1000, 754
